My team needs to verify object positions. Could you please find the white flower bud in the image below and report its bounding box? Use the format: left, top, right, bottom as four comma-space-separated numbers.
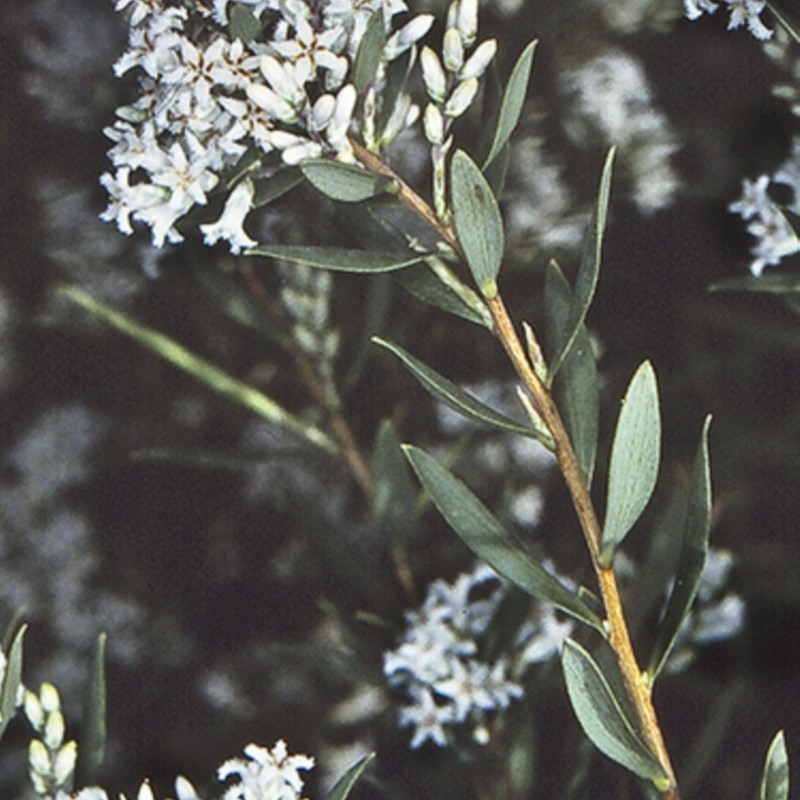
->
460, 39, 496, 80
385, 14, 434, 59
423, 103, 445, 144
259, 55, 303, 105
175, 776, 201, 800
40, 683, 61, 715
444, 77, 478, 119
137, 781, 156, 800
44, 709, 66, 750
246, 84, 297, 124
420, 46, 447, 103
457, 0, 479, 48
54, 740, 78, 787
24, 690, 45, 732
28, 739, 51, 778
310, 94, 336, 132
442, 28, 464, 73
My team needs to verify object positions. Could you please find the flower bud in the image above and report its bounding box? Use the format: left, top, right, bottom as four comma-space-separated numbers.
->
54, 740, 77, 786
24, 690, 45, 732
444, 77, 478, 119
28, 739, 50, 778
39, 683, 61, 715
423, 103, 445, 144
44, 709, 66, 750
442, 28, 464, 73
457, 0, 479, 48
385, 14, 434, 60
420, 46, 447, 103
461, 39, 496, 80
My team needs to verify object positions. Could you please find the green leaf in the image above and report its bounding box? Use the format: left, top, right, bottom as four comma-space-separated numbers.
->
228, 4, 261, 43
561, 639, 669, 786
372, 419, 417, 541
253, 167, 305, 208
0, 624, 26, 739
646, 416, 713, 683
1, 610, 26, 654
61, 288, 339, 455
377, 49, 413, 140
325, 752, 376, 800
483, 40, 538, 169
352, 11, 386, 93
402, 446, 604, 632
301, 160, 395, 202
548, 148, 615, 381
545, 260, 598, 486
450, 149, 504, 298
709, 273, 800, 293
760, 731, 790, 800
247, 244, 424, 273
764, 0, 800, 44
600, 360, 661, 566
393, 263, 490, 327
76, 632, 107, 787
374, 338, 555, 448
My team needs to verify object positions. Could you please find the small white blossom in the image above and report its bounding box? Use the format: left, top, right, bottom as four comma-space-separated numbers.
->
442, 27, 464, 73
218, 740, 314, 800
460, 39, 496, 80
444, 77, 478, 119
420, 46, 447, 103
200, 179, 257, 254
385, 14, 435, 60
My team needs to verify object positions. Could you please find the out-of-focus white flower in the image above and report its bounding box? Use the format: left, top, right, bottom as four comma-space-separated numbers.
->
271, 17, 348, 84
684, 0, 773, 39
218, 740, 314, 800
200, 179, 257, 254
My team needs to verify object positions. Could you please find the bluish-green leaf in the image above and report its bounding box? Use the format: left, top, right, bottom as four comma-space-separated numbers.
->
229, 4, 261, 42
248, 245, 423, 272
548, 148, 615, 381
76, 632, 107, 787
450, 149, 504, 298
61, 288, 338, 455
0, 624, 26, 739
353, 11, 386, 93
709, 273, 800, 293
301, 159, 395, 202
374, 338, 554, 448
402, 446, 604, 632
646, 416, 712, 683
545, 260, 598, 486
483, 40, 537, 169
760, 730, 790, 800
561, 639, 669, 786
253, 167, 304, 207
393, 263, 490, 327
601, 360, 661, 566
325, 752, 376, 800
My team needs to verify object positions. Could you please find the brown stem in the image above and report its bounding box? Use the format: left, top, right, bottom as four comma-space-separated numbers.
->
349, 142, 680, 798
487, 294, 679, 800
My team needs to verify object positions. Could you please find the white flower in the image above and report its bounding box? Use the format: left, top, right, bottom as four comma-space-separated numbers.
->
725, 0, 773, 39
99, 167, 166, 236
398, 686, 454, 748
271, 17, 348, 84
200, 179, 257, 254
684, 0, 719, 19
218, 740, 314, 800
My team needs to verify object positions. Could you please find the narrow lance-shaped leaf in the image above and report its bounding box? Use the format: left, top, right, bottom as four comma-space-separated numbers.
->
247, 244, 424, 273
61, 288, 339, 455
229, 4, 262, 43
352, 11, 386, 93
760, 731, 790, 800
252, 167, 304, 208
374, 338, 555, 448
301, 160, 395, 202
561, 639, 670, 788
402, 446, 604, 633
600, 360, 661, 566
0, 624, 26, 740
372, 419, 417, 541
450, 149, 504, 299
483, 40, 537, 169
709, 273, 800, 294
646, 416, 713, 683
548, 148, 615, 382
545, 260, 598, 486
75, 632, 107, 787
325, 752, 376, 800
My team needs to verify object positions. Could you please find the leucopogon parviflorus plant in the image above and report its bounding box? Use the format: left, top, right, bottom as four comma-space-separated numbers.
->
2, 0, 795, 799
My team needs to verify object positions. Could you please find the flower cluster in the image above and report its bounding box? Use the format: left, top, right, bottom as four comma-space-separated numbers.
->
384, 562, 572, 749
61, 740, 314, 800
728, 138, 800, 275
683, 0, 774, 40
101, 0, 436, 251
